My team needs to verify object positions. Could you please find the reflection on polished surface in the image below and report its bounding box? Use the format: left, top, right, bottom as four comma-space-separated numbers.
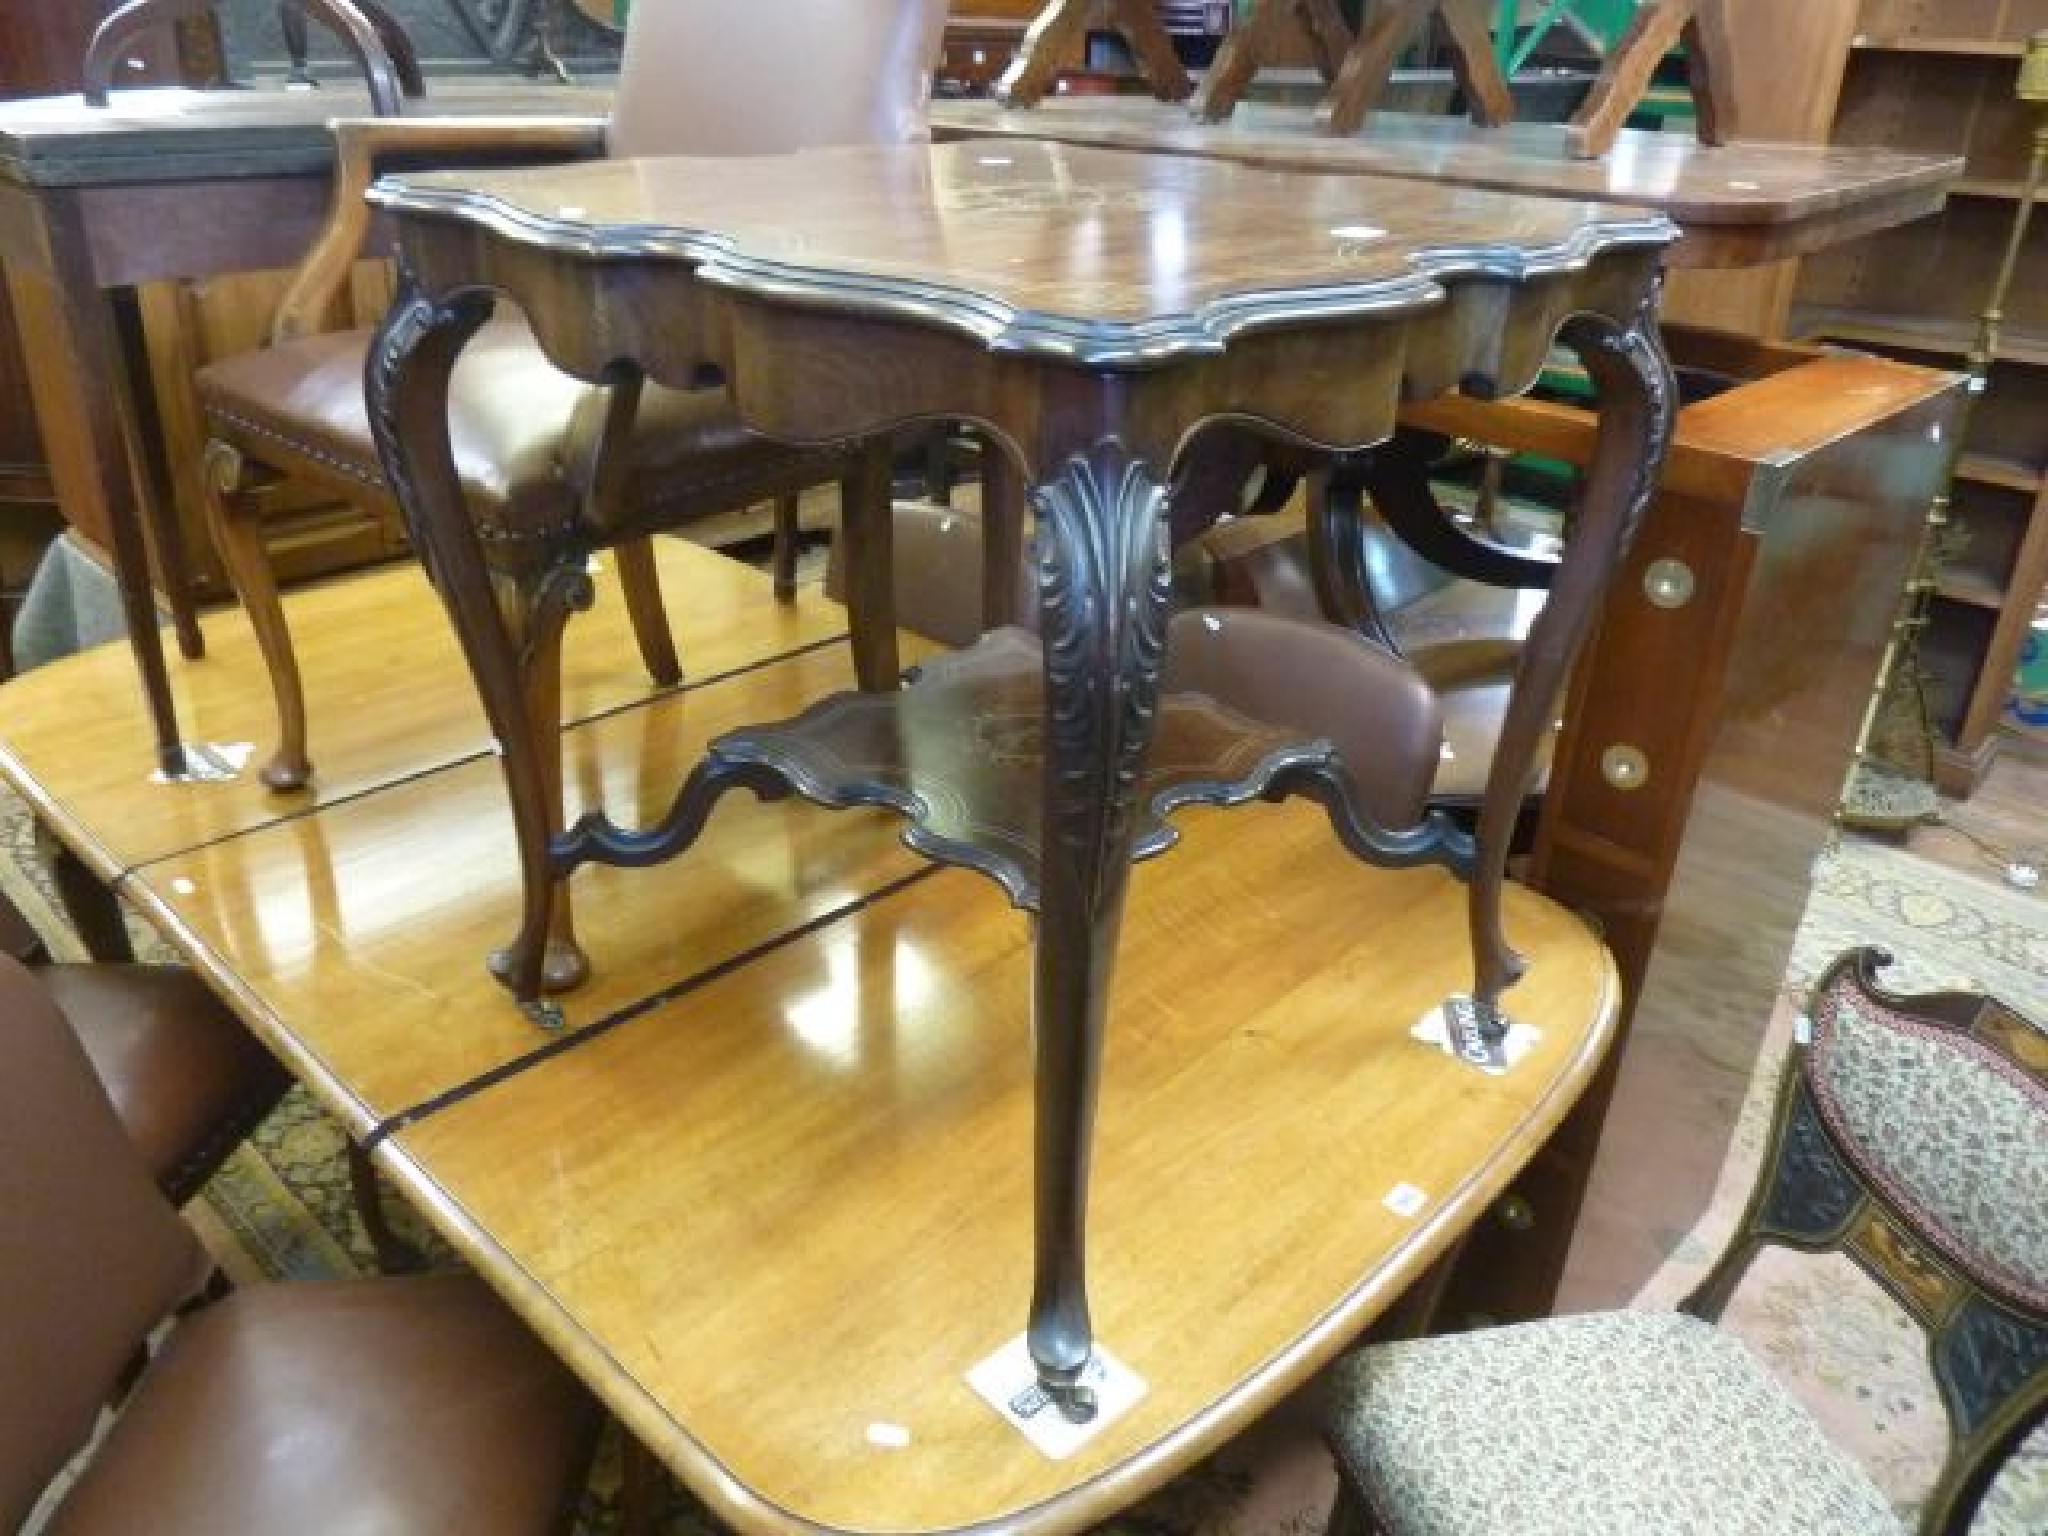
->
0, 532, 1625, 1533
927, 97, 1962, 267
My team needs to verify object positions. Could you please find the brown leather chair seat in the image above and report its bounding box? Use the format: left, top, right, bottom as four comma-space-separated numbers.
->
0, 952, 600, 1536
40, 963, 290, 1207
39, 1274, 598, 1535
196, 314, 838, 543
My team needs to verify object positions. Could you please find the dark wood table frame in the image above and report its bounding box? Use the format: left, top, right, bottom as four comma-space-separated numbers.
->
365, 139, 1677, 1407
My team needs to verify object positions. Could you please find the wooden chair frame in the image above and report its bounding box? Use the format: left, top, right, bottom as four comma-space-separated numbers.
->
1673, 947, 2048, 1534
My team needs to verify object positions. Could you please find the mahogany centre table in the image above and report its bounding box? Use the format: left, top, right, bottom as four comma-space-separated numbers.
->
363, 137, 1677, 1411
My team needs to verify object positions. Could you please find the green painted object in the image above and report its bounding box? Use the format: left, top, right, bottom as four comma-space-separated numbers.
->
1495, 0, 1642, 73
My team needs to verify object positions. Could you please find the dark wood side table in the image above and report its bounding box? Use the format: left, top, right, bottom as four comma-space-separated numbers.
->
365, 138, 1678, 1405
0, 80, 608, 775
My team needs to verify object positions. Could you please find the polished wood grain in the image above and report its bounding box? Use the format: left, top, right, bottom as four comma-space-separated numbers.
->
377, 140, 1672, 370
928, 98, 1961, 268
369, 137, 1669, 1393
381, 798, 1619, 1536
0, 538, 846, 878
118, 640, 935, 1132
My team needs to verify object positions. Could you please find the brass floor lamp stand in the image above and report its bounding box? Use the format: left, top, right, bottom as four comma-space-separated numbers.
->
1841, 31, 2048, 847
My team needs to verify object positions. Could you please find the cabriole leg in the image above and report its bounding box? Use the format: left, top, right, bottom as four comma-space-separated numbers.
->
366, 272, 573, 1018
1025, 440, 1175, 1417
1464, 287, 1676, 1038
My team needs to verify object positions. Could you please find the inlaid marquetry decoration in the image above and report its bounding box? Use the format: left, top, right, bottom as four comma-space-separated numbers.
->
1849, 1206, 1962, 1324
994, 0, 1195, 106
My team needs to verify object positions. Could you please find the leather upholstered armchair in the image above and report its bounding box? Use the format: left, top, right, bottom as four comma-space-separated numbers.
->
194, 0, 951, 992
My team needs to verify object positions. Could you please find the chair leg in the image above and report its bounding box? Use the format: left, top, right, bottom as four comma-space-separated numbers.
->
838, 442, 901, 692
345, 1137, 424, 1274
34, 820, 133, 962
769, 492, 802, 603
617, 1434, 668, 1536
613, 534, 682, 687
1326, 1473, 1386, 1536
200, 440, 313, 791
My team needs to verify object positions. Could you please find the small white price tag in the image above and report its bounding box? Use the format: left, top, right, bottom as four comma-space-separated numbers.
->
966, 1336, 1146, 1460
1383, 1182, 1428, 1218
1412, 999, 1541, 1076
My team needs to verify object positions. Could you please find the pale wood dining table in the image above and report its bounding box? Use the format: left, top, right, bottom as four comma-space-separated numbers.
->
0, 538, 1621, 1535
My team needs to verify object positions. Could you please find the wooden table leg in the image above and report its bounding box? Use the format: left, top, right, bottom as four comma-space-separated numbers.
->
1565, 0, 1736, 159
5, 223, 192, 778
1024, 438, 1174, 1416
1319, 0, 1514, 137
1191, 0, 1354, 124
366, 274, 578, 1017
1464, 287, 1677, 1030
995, 0, 1194, 108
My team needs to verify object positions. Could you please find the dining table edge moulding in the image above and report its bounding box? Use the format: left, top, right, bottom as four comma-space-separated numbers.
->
362, 139, 1678, 1414
995, 0, 1737, 157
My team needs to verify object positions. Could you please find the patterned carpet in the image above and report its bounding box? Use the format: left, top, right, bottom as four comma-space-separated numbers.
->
3, 777, 2043, 1533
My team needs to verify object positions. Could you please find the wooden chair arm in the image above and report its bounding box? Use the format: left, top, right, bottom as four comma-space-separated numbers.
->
271, 114, 609, 344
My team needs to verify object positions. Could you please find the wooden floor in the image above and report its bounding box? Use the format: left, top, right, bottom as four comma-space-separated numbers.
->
1910, 733, 2048, 886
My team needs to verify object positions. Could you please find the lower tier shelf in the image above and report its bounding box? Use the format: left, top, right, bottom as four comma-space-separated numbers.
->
557, 622, 1474, 911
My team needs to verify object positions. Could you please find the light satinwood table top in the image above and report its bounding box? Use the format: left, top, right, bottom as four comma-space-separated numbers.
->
9, 538, 1619, 1531
121, 641, 933, 1133
929, 99, 1960, 269
0, 538, 847, 881
382, 795, 1619, 1536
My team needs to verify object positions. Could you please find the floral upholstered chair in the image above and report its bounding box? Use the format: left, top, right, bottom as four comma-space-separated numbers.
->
1322, 945, 2048, 1536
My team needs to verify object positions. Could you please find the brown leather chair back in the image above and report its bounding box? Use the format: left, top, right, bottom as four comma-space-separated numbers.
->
1164, 607, 1444, 832
0, 955, 207, 1532
608, 0, 950, 158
